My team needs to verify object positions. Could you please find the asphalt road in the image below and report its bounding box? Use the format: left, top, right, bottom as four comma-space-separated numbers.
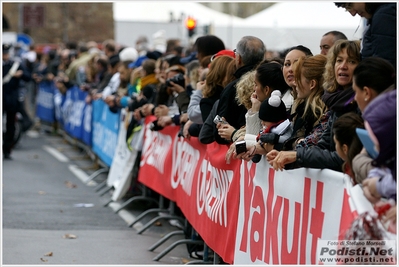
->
2, 130, 194, 265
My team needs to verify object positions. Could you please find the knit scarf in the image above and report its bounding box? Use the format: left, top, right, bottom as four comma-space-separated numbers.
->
256, 119, 285, 141
140, 73, 158, 89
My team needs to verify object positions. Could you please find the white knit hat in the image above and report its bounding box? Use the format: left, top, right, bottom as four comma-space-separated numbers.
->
152, 30, 166, 54
119, 47, 138, 62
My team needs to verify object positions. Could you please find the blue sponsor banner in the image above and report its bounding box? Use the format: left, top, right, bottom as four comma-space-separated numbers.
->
54, 88, 65, 126
36, 81, 56, 123
81, 103, 92, 146
91, 99, 120, 167
62, 86, 88, 140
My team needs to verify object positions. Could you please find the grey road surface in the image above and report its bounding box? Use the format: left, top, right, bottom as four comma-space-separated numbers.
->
2, 130, 196, 265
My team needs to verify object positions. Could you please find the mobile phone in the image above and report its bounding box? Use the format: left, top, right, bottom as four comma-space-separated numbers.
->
235, 140, 247, 154
356, 128, 379, 159
213, 115, 227, 125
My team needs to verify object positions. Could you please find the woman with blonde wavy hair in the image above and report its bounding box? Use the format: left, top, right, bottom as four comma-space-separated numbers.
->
286, 54, 329, 149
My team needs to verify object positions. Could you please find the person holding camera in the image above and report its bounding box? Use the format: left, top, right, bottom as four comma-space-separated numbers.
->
150, 64, 188, 130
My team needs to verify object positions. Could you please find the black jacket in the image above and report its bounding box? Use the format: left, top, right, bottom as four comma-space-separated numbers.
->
2, 60, 31, 112
295, 87, 358, 171
214, 64, 256, 144
362, 3, 396, 69
199, 84, 223, 123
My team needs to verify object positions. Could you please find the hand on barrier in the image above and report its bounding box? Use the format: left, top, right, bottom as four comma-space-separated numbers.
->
183, 120, 192, 140
225, 136, 244, 164
141, 104, 154, 117
268, 150, 297, 171
236, 147, 256, 161
362, 177, 381, 204
104, 95, 116, 107
85, 94, 92, 104
154, 105, 169, 118
381, 204, 397, 234
217, 123, 235, 141
180, 113, 189, 124
157, 115, 173, 127
93, 93, 102, 100
266, 149, 278, 160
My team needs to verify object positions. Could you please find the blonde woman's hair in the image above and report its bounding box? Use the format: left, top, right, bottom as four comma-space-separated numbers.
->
293, 54, 328, 125
322, 40, 361, 93
203, 56, 235, 98
235, 70, 256, 110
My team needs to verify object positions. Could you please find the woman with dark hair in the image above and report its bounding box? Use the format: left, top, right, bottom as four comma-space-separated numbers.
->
193, 35, 225, 62
335, 2, 396, 68
281, 45, 313, 111
245, 61, 290, 137
332, 112, 364, 184
352, 57, 396, 113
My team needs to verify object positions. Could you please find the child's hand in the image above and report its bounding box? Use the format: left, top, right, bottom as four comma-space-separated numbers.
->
362, 177, 381, 204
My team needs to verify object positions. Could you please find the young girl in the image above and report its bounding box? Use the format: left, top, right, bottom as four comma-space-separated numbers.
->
332, 112, 364, 184
361, 90, 396, 203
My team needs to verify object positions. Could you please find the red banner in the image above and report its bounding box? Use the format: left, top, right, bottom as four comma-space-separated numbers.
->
138, 117, 241, 264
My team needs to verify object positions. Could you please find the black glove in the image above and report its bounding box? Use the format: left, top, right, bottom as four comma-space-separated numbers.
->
251, 154, 262, 163
259, 132, 280, 145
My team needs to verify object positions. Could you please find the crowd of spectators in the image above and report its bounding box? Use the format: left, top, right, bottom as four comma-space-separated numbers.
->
3, 1, 396, 240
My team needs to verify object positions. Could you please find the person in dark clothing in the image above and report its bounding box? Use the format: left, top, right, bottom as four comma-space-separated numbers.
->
267, 40, 361, 172
335, 2, 396, 69
199, 56, 236, 125
193, 35, 225, 63
2, 44, 31, 159
351, 57, 396, 184
195, 55, 235, 142
212, 36, 266, 145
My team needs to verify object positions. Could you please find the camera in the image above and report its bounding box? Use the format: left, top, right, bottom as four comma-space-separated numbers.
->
166, 73, 185, 88
213, 115, 227, 125
235, 140, 247, 155
149, 120, 164, 131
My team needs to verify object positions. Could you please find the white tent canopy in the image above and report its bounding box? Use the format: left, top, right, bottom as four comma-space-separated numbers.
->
113, 2, 364, 54
241, 2, 362, 29
113, 1, 245, 26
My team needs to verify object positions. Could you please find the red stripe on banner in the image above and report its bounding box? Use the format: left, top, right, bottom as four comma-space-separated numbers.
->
338, 188, 358, 240
138, 116, 179, 201
138, 117, 240, 264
